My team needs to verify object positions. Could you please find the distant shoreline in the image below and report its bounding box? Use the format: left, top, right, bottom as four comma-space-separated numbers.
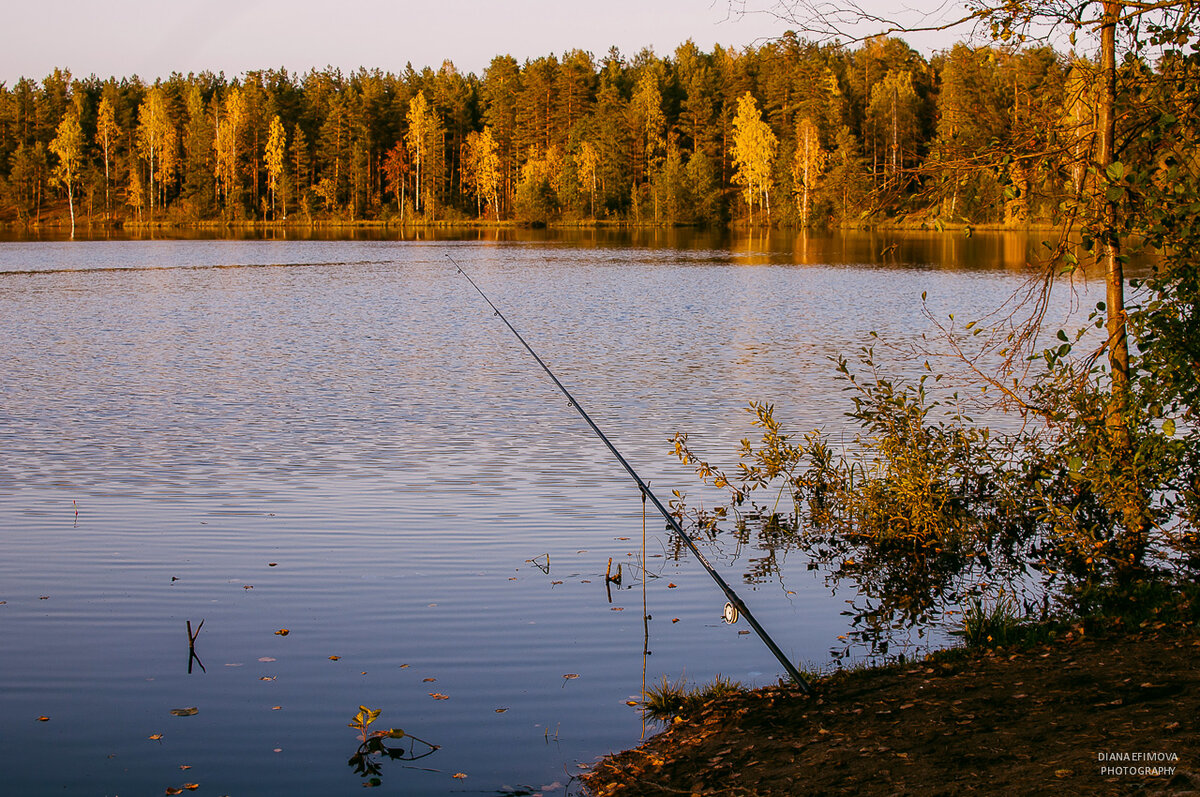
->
0, 217, 1064, 234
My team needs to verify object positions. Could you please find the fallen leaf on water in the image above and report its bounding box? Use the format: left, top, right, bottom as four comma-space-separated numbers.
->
577, 550, 587, 553
563, 674, 580, 680
271, 706, 282, 711
399, 664, 410, 668
361, 671, 367, 675
259, 676, 276, 681
328, 656, 340, 661
274, 629, 289, 636
258, 657, 275, 662
508, 577, 518, 581
149, 734, 164, 740
452, 773, 467, 779
39, 596, 49, 600
183, 784, 199, 791
0, 600, 6, 604
268, 563, 277, 567
610, 607, 624, 611
179, 765, 192, 770
617, 537, 630, 541
667, 583, 677, 589
423, 677, 437, 682
166, 789, 183, 795
429, 693, 449, 700
551, 580, 563, 585
625, 700, 638, 706
427, 603, 437, 608
36, 716, 49, 722
243, 585, 253, 590
738, 630, 750, 635
170, 707, 199, 717
581, 579, 591, 583
494, 708, 508, 713
273, 748, 282, 753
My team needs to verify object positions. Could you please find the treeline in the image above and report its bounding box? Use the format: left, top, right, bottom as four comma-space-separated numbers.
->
0, 35, 1170, 227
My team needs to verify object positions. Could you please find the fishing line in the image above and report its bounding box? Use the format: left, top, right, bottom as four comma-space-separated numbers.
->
449, 254, 812, 694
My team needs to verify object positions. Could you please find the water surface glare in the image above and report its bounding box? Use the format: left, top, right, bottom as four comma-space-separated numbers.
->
0, 233, 1101, 795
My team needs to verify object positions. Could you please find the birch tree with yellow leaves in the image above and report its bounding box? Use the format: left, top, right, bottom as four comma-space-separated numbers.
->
731, 92, 777, 224
136, 87, 176, 221
405, 91, 434, 213
463, 125, 500, 219
791, 116, 826, 227
214, 88, 244, 215
265, 115, 287, 219
49, 111, 84, 235
95, 94, 119, 219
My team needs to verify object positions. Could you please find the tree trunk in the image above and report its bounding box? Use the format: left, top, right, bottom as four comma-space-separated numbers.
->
1098, 0, 1148, 573
103, 144, 110, 220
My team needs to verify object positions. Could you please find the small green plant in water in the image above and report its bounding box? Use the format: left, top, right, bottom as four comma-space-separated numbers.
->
957, 595, 1021, 647
346, 706, 438, 786
642, 674, 744, 722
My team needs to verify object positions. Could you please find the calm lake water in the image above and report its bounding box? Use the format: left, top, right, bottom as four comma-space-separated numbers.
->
0, 229, 1108, 795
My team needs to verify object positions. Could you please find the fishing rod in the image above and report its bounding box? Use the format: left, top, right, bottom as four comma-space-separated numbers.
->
448, 254, 812, 694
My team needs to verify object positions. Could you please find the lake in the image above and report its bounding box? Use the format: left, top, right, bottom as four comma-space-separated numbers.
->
0, 228, 1108, 795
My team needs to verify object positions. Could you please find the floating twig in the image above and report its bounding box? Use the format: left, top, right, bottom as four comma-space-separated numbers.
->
186, 620, 206, 674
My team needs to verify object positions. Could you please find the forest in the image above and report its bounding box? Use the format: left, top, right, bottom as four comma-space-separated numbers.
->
0, 33, 1176, 228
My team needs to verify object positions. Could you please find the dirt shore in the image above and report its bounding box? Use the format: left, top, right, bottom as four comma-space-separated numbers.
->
583, 627, 1199, 796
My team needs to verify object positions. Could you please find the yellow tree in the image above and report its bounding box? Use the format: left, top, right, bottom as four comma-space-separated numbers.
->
791, 117, 827, 227
136, 87, 175, 220
95, 95, 119, 219
577, 140, 600, 218
405, 91, 434, 213
127, 165, 145, 223
265, 115, 287, 219
463, 125, 500, 219
49, 111, 84, 235
731, 92, 777, 224
214, 88, 244, 214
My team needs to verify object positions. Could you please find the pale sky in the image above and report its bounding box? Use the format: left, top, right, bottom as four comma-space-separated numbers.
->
1, 0, 973, 85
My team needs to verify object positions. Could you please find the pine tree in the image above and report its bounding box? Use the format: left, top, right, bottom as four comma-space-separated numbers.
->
181, 86, 216, 216
289, 123, 310, 208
